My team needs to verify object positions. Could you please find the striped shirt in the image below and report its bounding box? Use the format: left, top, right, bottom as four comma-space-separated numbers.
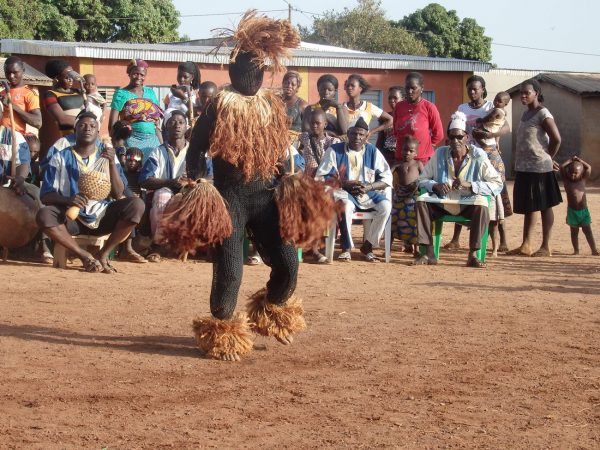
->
41, 146, 127, 229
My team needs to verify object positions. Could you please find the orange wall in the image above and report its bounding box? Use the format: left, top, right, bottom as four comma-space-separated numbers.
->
17, 54, 467, 151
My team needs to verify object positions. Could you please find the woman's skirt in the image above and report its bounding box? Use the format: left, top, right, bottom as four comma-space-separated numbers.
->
127, 130, 161, 162
513, 171, 562, 214
483, 146, 512, 220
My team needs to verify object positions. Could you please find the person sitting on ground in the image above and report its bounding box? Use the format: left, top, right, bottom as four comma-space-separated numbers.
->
391, 136, 423, 257
315, 117, 392, 262
302, 74, 349, 138
415, 111, 503, 268
83, 74, 106, 126
139, 110, 192, 262
474, 91, 511, 148
560, 156, 599, 255
1, 56, 42, 133
117, 146, 147, 263
36, 111, 145, 274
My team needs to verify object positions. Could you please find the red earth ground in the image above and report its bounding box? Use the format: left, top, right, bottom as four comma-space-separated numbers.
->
1, 182, 599, 449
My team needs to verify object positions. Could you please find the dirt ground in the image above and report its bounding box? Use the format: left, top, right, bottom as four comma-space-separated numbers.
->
1, 182, 599, 449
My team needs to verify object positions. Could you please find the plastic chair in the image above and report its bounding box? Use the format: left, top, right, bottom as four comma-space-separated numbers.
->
325, 211, 392, 263
418, 190, 490, 262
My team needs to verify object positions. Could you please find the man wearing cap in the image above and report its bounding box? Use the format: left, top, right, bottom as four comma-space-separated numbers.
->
316, 116, 392, 262
36, 111, 145, 273
415, 111, 503, 268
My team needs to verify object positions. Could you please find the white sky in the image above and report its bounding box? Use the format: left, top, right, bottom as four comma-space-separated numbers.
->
171, 0, 600, 73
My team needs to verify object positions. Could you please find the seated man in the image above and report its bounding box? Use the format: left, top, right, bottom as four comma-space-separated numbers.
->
36, 111, 145, 273
415, 111, 503, 268
139, 110, 193, 261
315, 117, 392, 262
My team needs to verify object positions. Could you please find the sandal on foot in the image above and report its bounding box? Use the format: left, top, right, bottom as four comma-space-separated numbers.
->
412, 255, 438, 266
363, 252, 380, 263
99, 259, 117, 274
312, 251, 329, 264
466, 258, 487, 268
337, 251, 351, 261
146, 252, 161, 263
443, 241, 461, 250
118, 251, 148, 263
82, 257, 102, 273
246, 255, 262, 265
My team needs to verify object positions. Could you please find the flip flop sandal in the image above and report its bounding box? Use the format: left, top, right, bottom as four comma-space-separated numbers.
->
312, 251, 329, 264
412, 255, 438, 266
146, 253, 161, 263
82, 257, 102, 273
337, 251, 351, 261
118, 251, 148, 263
364, 252, 380, 263
99, 260, 117, 274
466, 258, 487, 268
246, 255, 262, 265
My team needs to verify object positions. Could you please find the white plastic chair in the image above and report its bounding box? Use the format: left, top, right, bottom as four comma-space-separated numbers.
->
325, 210, 392, 263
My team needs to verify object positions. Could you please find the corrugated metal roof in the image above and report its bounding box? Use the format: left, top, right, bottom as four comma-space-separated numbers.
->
507, 72, 600, 97
0, 39, 492, 73
0, 57, 53, 86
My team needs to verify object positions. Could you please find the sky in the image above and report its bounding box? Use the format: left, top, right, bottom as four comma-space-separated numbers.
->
170, 0, 600, 73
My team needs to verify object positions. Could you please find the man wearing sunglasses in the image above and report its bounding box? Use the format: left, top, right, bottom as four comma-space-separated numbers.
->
414, 111, 503, 268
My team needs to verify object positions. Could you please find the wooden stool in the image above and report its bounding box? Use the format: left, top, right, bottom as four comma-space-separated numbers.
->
53, 234, 109, 269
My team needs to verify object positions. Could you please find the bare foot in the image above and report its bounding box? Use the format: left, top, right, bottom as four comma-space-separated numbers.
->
573, 250, 580, 256
443, 241, 460, 250
532, 247, 552, 257
498, 244, 509, 252
506, 245, 533, 256
491, 250, 498, 258
592, 249, 599, 256
219, 352, 241, 361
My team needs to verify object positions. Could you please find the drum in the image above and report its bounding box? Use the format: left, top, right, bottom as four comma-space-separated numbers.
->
0, 187, 39, 249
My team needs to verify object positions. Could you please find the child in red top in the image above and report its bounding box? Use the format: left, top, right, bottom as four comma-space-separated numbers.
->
393, 72, 443, 163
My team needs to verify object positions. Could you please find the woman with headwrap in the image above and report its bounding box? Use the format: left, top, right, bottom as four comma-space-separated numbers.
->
181, 11, 334, 361
108, 59, 163, 161
43, 59, 85, 137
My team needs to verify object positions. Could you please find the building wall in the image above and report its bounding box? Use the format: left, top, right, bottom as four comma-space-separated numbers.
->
581, 98, 600, 181
510, 83, 582, 177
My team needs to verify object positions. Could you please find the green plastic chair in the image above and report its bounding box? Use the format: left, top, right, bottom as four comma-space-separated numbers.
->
418, 189, 490, 262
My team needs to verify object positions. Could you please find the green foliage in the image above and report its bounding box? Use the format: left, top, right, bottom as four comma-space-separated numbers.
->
395, 3, 492, 61
0, 0, 42, 39
1, 0, 181, 43
299, 0, 428, 56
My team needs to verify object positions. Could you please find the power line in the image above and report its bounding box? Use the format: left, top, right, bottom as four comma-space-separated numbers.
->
491, 42, 600, 58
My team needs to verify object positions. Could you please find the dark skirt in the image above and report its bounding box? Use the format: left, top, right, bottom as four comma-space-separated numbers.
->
513, 171, 562, 214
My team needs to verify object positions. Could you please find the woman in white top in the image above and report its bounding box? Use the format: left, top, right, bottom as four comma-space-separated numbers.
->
446, 75, 511, 255
343, 74, 392, 139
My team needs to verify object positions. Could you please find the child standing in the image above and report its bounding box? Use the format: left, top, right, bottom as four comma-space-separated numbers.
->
83, 74, 106, 125
111, 120, 133, 166
560, 156, 599, 255
197, 81, 217, 116
391, 136, 423, 256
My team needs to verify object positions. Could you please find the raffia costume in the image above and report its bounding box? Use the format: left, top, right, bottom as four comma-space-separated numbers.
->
166, 12, 333, 360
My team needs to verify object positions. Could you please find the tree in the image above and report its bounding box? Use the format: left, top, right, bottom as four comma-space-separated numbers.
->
0, 0, 42, 39
395, 3, 491, 61
28, 0, 181, 43
299, 0, 428, 56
